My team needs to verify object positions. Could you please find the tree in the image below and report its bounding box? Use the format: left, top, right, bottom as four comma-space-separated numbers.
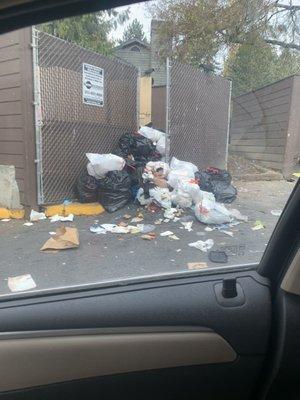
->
39, 9, 129, 55
149, 0, 300, 67
224, 37, 300, 96
121, 18, 147, 43
224, 38, 279, 95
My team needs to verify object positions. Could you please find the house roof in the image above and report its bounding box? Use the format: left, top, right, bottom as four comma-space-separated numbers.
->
114, 38, 151, 51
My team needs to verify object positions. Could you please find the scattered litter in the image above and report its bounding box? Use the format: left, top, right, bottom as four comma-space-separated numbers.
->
137, 212, 144, 218
176, 249, 181, 252
62, 262, 66, 265
163, 219, 170, 223
252, 220, 265, 231
173, 217, 180, 222
147, 202, 162, 213
208, 250, 228, 263
90, 224, 107, 234
229, 221, 241, 227
49, 231, 56, 235
103, 224, 130, 234
141, 233, 156, 240
137, 224, 155, 233
188, 239, 214, 252
229, 208, 248, 222
164, 208, 177, 220
293, 172, 300, 178
169, 234, 180, 240
8, 274, 36, 292
63, 199, 73, 205
1, 218, 11, 222
271, 209, 282, 216
160, 231, 174, 237
188, 262, 208, 270
123, 214, 132, 219
41, 227, 79, 251
154, 219, 163, 225
131, 217, 144, 223
129, 250, 134, 253
205, 227, 213, 232
220, 230, 234, 237
118, 221, 128, 227
23, 222, 34, 227
30, 210, 47, 222
50, 214, 74, 222
181, 221, 193, 231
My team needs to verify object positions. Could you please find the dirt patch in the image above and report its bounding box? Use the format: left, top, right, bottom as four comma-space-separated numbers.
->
228, 155, 283, 181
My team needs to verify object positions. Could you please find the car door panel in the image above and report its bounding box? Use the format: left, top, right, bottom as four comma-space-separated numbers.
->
0, 269, 271, 399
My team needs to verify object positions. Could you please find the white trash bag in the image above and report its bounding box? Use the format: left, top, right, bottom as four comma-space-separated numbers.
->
136, 188, 152, 206
139, 126, 163, 143
177, 179, 204, 204
86, 153, 125, 179
145, 161, 170, 176
156, 134, 166, 155
149, 187, 172, 209
168, 169, 195, 189
170, 157, 198, 174
171, 188, 193, 208
195, 192, 231, 225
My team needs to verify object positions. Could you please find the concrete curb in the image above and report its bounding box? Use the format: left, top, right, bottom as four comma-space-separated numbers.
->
44, 202, 105, 217
0, 208, 25, 219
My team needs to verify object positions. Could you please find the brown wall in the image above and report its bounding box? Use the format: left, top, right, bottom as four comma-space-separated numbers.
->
229, 75, 299, 174
0, 28, 36, 208
152, 85, 166, 131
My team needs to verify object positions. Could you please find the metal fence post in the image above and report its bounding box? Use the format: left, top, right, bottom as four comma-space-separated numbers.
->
31, 27, 44, 204
165, 57, 171, 163
137, 67, 141, 129
225, 79, 232, 168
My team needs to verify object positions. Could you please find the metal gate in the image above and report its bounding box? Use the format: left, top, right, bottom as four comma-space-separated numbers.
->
32, 29, 138, 204
166, 60, 231, 169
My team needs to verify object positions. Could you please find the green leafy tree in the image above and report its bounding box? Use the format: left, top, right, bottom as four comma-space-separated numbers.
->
39, 9, 129, 55
149, 0, 300, 67
224, 36, 300, 95
224, 38, 278, 95
121, 18, 147, 43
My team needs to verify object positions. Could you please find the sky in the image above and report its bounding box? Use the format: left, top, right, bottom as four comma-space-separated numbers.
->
109, 1, 154, 42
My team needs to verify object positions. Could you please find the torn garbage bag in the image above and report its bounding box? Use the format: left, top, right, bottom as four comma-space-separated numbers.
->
98, 170, 132, 213
86, 153, 125, 179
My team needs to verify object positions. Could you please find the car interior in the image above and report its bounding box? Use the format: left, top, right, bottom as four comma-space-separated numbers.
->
0, 1, 300, 399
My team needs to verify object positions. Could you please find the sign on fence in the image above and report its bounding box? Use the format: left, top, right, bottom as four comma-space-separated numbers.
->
82, 63, 104, 107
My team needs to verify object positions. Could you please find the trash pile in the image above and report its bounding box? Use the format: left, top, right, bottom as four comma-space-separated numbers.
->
75, 125, 238, 225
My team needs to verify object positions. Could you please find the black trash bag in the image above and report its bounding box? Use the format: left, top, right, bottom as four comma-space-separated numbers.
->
210, 181, 237, 203
118, 133, 135, 156
195, 170, 213, 192
131, 135, 156, 157
195, 167, 236, 203
75, 171, 99, 203
98, 170, 132, 213
205, 167, 232, 185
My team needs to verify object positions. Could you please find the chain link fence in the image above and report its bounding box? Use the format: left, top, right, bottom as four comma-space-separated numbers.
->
167, 60, 231, 169
33, 29, 138, 204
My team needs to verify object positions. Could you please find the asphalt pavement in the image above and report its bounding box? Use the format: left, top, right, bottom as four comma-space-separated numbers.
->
0, 180, 295, 296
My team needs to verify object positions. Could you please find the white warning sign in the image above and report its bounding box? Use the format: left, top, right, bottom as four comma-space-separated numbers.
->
82, 63, 104, 107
